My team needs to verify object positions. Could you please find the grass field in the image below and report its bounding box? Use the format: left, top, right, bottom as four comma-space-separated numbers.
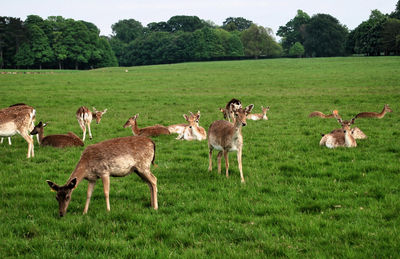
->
1, 57, 399, 258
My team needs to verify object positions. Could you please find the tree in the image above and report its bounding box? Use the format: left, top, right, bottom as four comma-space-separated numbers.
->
241, 24, 282, 58
222, 17, 253, 31
351, 10, 388, 56
215, 29, 244, 57
193, 27, 224, 60
277, 10, 310, 54
15, 42, 34, 68
381, 18, 400, 55
167, 16, 205, 32
111, 19, 144, 44
390, 0, 400, 19
0, 16, 26, 68
303, 14, 348, 57
26, 24, 53, 69
289, 42, 305, 57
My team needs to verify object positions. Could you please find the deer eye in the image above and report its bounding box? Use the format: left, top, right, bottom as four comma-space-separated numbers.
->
235, 114, 238, 117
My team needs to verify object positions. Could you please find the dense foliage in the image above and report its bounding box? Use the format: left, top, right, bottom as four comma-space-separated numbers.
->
0, 15, 117, 69
1, 1, 400, 68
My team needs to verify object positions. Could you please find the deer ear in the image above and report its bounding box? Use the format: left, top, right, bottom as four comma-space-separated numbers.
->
92, 107, 97, 112
219, 108, 224, 112
46, 180, 59, 192
183, 114, 189, 121
102, 109, 107, 114
351, 118, 356, 124
38, 121, 43, 127
245, 104, 254, 114
68, 178, 77, 189
43, 122, 48, 127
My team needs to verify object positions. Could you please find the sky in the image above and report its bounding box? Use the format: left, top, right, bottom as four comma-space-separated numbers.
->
3, 0, 398, 38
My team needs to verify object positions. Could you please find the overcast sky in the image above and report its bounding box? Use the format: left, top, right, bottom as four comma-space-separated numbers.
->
3, 0, 398, 38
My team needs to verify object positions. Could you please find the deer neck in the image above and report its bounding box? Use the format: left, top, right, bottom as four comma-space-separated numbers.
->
67, 161, 88, 187
377, 107, 387, 118
37, 127, 45, 144
131, 122, 141, 135
344, 131, 356, 147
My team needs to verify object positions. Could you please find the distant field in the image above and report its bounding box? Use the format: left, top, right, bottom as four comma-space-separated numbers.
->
1, 57, 399, 258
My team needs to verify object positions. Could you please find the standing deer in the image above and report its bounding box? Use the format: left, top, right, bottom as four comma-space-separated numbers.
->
123, 114, 170, 137
247, 106, 270, 120
355, 104, 393, 119
208, 103, 254, 183
76, 106, 107, 141
219, 98, 242, 122
0, 104, 36, 158
1, 103, 32, 145
30, 121, 84, 148
46, 136, 158, 217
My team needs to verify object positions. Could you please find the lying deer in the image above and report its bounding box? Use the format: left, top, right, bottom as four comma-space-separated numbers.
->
167, 112, 198, 140
219, 98, 242, 122
76, 106, 107, 141
208, 103, 254, 182
123, 114, 170, 137
309, 110, 338, 118
46, 135, 158, 217
30, 121, 84, 148
355, 104, 393, 119
247, 106, 270, 120
320, 116, 357, 148
181, 111, 207, 141
0, 104, 36, 158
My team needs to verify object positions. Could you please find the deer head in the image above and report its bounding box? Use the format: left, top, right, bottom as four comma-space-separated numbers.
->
123, 114, 138, 128
92, 107, 107, 124
384, 104, 393, 113
232, 104, 254, 127
46, 178, 77, 217
30, 121, 48, 135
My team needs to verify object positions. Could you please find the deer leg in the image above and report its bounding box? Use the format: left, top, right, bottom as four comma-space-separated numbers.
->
20, 132, 34, 158
137, 171, 158, 210
1, 138, 3, 144
208, 147, 213, 171
217, 151, 223, 174
237, 148, 244, 183
8, 137, 12, 145
83, 181, 96, 214
224, 150, 229, 178
87, 121, 93, 140
78, 121, 86, 141
101, 175, 111, 211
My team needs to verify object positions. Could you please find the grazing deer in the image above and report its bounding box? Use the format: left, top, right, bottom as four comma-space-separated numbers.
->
309, 110, 338, 118
208, 103, 254, 182
123, 114, 170, 137
30, 121, 84, 148
181, 111, 207, 141
247, 106, 270, 121
319, 116, 357, 148
46, 136, 158, 217
355, 104, 393, 119
0, 104, 36, 158
219, 98, 242, 122
76, 106, 107, 141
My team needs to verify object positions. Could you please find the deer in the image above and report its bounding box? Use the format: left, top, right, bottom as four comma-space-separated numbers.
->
76, 106, 107, 141
309, 110, 338, 118
219, 98, 242, 122
180, 111, 207, 141
319, 114, 357, 148
247, 106, 270, 121
123, 114, 170, 137
30, 121, 84, 148
46, 135, 158, 217
167, 112, 198, 140
208, 103, 254, 183
1, 103, 32, 145
354, 104, 393, 119
0, 104, 36, 158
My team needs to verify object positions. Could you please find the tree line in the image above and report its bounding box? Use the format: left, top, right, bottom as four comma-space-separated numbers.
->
1, 0, 399, 69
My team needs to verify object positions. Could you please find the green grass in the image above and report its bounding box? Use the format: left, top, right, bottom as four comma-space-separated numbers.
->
1, 57, 400, 258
